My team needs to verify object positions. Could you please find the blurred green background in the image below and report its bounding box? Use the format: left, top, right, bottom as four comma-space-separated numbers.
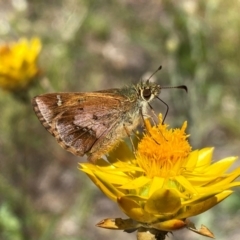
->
0, 0, 240, 239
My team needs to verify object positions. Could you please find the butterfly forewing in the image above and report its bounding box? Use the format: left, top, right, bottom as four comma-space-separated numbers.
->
32, 91, 135, 161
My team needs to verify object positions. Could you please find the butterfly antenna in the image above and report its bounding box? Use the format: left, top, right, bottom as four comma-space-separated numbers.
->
158, 85, 187, 124
146, 65, 162, 82
161, 85, 188, 92
156, 97, 169, 124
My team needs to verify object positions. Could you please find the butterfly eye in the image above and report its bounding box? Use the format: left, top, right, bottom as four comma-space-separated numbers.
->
142, 88, 152, 101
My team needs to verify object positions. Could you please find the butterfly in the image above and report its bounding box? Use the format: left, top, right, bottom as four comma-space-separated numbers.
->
32, 66, 187, 163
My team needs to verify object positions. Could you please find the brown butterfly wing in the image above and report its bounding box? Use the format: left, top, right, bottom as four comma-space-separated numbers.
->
32, 92, 127, 159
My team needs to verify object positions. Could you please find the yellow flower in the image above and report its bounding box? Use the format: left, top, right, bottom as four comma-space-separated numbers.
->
80, 115, 240, 238
0, 37, 42, 92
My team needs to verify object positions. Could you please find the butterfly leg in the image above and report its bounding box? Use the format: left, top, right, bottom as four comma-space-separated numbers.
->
146, 102, 159, 125
140, 108, 163, 144
123, 124, 136, 155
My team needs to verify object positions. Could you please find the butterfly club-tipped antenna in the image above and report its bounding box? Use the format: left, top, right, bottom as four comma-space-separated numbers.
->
157, 84, 188, 124
146, 65, 162, 83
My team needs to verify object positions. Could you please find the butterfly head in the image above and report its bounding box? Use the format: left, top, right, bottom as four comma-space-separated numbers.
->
137, 80, 161, 103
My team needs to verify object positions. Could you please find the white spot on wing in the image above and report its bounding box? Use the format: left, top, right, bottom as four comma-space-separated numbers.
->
56, 95, 63, 106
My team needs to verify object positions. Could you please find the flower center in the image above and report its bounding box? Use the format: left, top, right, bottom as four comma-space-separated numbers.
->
136, 116, 191, 178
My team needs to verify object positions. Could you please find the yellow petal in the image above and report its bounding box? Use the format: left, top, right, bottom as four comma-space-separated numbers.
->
196, 148, 213, 169
204, 156, 238, 175
148, 177, 164, 196
177, 190, 233, 218
119, 176, 151, 189
202, 168, 240, 190
117, 196, 158, 223
81, 169, 125, 201
107, 141, 135, 163
185, 150, 199, 170
150, 219, 186, 231
174, 175, 198, 194
144, 188, 181, 215
81, 164, 130, 185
